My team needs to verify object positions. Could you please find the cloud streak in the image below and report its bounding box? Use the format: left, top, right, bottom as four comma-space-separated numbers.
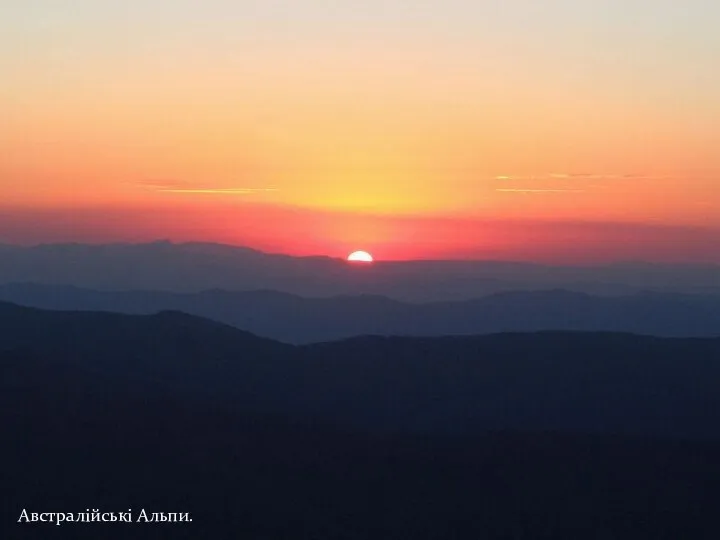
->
156, 188, 279, 195
496, 188, 585, 194
136, 180, 279, 196
494, 173, 668, 181
491, 172, 670, 195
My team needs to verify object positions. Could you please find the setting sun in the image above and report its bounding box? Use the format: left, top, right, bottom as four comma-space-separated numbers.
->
347, 251, 374, 263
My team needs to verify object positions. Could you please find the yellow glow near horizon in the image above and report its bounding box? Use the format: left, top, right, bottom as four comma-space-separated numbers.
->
1, 1, 719, 261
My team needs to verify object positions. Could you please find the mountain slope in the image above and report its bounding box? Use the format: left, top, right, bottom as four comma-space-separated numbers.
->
4, 347, 720, 539
3, 304, 720, 538
1, 301, 719, 439
2, 282, 720, 343
2, 241, 720, 300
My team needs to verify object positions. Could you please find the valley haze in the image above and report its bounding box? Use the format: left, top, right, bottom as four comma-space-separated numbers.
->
3, 282, 720, 344
1, 241, 719, 301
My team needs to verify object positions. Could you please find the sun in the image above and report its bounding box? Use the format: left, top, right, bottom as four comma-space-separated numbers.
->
347, 250, 374, 263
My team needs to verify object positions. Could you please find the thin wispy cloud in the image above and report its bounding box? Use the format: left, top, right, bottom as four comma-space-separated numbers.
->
491, 172, 668, 195
136, 179, 279, 196
136, 179, 192, 189
496, 188, 586, 194
157, 188, 279, 195
493, 173, 665, 181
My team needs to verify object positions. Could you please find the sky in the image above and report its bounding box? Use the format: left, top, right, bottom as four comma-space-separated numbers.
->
2, 0, 719, 261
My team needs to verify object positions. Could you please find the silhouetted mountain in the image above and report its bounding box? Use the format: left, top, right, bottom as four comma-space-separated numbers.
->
2, 304, 720, 538
2, 301, 720, 439
2, 241, 720, 300
2, 283, 720, 343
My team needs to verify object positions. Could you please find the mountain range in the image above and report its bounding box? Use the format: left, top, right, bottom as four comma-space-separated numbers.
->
3, 302, 720, 538
2, 241, 720, 300
2, 282, 720, 343
2, 300, 720, 438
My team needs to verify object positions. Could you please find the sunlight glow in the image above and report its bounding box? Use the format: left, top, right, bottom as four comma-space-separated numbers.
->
347, 250, 374, 263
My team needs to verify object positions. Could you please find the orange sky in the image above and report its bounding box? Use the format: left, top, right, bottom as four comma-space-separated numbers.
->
2, 0, 719, 261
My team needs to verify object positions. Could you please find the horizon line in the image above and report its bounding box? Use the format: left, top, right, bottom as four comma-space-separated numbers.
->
1, 239, 719, 268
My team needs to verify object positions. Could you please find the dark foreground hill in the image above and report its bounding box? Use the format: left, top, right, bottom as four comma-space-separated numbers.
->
2, 301, 720, 438
3, 282, 720, 343
2, 302, 720, 538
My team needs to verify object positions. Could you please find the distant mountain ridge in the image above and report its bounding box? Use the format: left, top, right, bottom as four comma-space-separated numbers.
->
2, 282, 720, 343
2, 300, 720, 440
2, 241, 720, 301
3, 301, 720, 538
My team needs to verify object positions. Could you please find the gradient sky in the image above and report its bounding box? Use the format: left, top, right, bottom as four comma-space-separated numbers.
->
2, 1, 719, 261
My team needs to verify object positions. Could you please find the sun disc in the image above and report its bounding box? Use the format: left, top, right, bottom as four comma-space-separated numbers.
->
347, 250, 374, 263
